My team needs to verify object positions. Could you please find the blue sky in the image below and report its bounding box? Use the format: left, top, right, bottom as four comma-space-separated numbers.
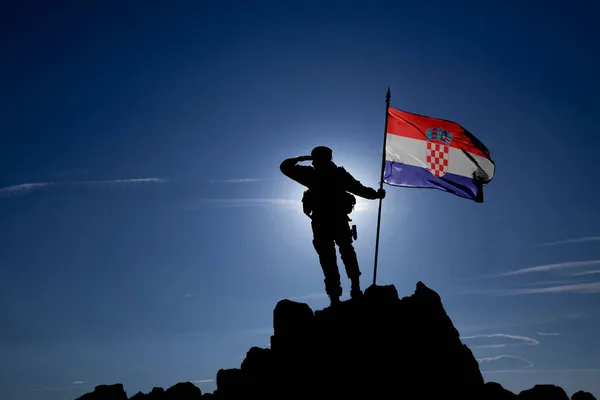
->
1, 1, 599, 399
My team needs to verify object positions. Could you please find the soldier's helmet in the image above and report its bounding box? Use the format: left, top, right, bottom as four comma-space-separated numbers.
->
311, 146, 333, 161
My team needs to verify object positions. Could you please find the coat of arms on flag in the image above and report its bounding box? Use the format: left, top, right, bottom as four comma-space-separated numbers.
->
425, 128, 453, 177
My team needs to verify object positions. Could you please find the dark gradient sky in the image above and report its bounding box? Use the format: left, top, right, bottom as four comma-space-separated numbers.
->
1, 1, 599, 399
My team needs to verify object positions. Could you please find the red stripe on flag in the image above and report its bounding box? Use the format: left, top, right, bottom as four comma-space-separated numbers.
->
386, 106, 491, 159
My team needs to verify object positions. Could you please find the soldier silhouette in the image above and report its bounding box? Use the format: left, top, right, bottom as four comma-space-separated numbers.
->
280, 146, 385, 305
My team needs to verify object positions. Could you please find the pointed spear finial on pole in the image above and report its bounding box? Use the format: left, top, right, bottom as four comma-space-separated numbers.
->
372, 87, 391, 286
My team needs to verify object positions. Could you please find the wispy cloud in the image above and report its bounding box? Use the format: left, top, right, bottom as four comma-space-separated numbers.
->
461, 282, 600, 296
208, 178, 262, 184
0, 178, 167, 197
31, 381, 93, 392
199, 198, 298, 208
461, 333, 539, 348
191, 379, 214, 383
537, 332, 560, 336
0, 182, 52, 195
571, 270, 600, 276
503, 282, 600, 295
455, 288, 514, 296
482, 368, 600, 374
288, 293, 328, 301
477, 354, 534, 369
83, 178, 167, 184
538, 236, 600, 246
497, 260, 600, 276
456, 313, 586, 334
522, 280, 578, 287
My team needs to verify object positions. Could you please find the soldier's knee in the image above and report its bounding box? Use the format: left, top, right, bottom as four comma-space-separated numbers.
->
338, 243, 356, 255
313, 238, 333, 253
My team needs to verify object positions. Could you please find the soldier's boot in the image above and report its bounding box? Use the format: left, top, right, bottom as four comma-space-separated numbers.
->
326, 282, 343, 306
350, 277, 363, 299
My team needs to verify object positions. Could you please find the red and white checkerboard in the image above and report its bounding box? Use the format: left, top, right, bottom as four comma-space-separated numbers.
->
426, 142, 450, 177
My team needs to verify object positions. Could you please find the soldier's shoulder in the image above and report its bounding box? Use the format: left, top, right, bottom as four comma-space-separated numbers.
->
336, 166, 353, 177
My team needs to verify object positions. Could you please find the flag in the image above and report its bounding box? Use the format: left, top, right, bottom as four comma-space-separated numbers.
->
384, 106, 495, 202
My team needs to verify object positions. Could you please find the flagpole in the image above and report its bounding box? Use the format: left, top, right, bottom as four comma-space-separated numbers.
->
372, 87, 391, 286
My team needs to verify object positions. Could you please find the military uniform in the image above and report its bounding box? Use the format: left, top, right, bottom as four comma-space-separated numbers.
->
280, 153, 380, 303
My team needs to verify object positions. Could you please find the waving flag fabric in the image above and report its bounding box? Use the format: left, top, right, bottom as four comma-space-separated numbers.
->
384, 107, 495, 202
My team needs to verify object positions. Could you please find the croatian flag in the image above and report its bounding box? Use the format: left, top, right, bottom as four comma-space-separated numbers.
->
384, 106, 495, 202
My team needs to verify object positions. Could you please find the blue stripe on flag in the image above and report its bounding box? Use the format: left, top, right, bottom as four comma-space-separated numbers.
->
384, 161, 480, 201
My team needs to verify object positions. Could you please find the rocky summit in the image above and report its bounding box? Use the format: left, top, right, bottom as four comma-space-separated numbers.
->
75, 282, 596, 400
215, 282, 484, 399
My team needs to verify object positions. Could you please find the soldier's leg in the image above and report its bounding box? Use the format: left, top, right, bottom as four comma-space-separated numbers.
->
311, 220, 342, 302
334, 218, 362, 298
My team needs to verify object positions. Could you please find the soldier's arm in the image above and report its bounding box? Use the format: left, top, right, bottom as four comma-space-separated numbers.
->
341, 168, 380, 199
280, 156, 313, 187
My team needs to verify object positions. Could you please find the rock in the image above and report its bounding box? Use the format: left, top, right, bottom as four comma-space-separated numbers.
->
273, 299, 314, 337
519, 384, 569, 400
240, 346, 273, 382
125, 386, 165, 400
484, 382, 517, 399
363, 282, 399, 302
124, 383, 202, 400
129, 392, 145, 400
148, 387, 165, 400
218, 282, 484, 399
572, 391, 597, 400
216, 368, 249, 398
76, 384, 127, 400
271, 299, 314, 354
164, 382, 202, 400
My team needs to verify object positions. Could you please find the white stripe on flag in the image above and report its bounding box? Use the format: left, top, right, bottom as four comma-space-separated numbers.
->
385, 134, 495, 179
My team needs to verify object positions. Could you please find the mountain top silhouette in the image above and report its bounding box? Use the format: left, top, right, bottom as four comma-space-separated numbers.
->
75, 282, 596, 400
